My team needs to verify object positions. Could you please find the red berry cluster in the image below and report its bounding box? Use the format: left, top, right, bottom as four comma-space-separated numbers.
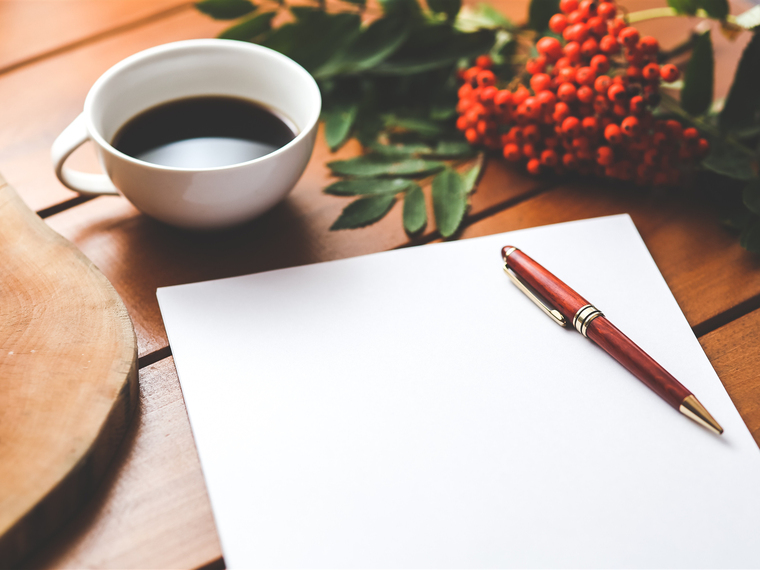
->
455, 0, 709, 185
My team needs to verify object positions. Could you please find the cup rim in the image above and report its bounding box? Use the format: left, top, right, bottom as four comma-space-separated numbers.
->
83, 39, 322, 173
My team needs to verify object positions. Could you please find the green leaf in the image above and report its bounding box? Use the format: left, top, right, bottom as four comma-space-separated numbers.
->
681, 31, 714, 116
743, 180, 760, 214
372, 28, 496, 75
528, 0, 560, 31
461, 158, 484, 193
383, 115, 446, 136
422, 140, 476, 158
328, 155, 446, 177
403, 184, 427, 233
370, 142, 433, 157
378, 0, 421, 16
324, 178, 414, 196
428, 0, 461, 20
314, 17, 411, 78
455, 3, 514, 32
667, 0, 697, 15
219, 11, 275, 40
432, 168, 467, 237
324, 104, 358, 151
735, 6, 760, 30
330, 195, 397, 230
196, 0, 255, 19
696, 0, 728, 20
740, 218, 760, 252
720, 31, 760, 131
702, 139, 757, 180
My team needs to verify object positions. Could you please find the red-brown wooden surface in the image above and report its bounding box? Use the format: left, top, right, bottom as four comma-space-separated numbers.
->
0, 1, 756, 568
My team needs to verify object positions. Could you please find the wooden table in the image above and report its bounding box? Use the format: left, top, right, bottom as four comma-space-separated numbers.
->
1, 1, 758, 567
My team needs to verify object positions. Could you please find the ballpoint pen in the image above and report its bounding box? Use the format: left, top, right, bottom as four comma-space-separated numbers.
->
501, 245, 723, 434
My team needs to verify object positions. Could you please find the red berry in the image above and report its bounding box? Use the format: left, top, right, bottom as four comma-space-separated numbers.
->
665, 119, 683, 139
507, 126, 523, 143
513, 85, 530, 104
553, 102, 571, 122
587, 16, 607, 36
626, 65, 642, 80
530, 73, 553, 93
576, 66, 596, 85
577, 85, 594, 103
524, 97, 543, 119
607, 83, 626, 102
563, 152, 578, 169
594, 74, 611, 93
572, 136, 590, 151
557, 66, 577, 84
642, 63, 660, 82
456, 116, 468, 131
569, 23, 590, 43
683, 127, 699, 142
562, 116, 582, 136
523, 124, 540, 143
612, 102, 628, 116
581, 38, 599, 58
660, 64, 680, 82
578, 0, 598, 18
475, 55, 493, 69
604, 123, 622, 144
476, 70, 495, 87
598, 1, 616, 19
596, 145, 614, 166
476, 119, 490, 135
557, 82, 577, 102
465, 128, 479, 144
537, 37, 563, 61
638, 36, 659, 55
563, 41, 582, 62
554, 57, 573, 71
526, 158, 541, 175
582, 116, 599, 135
696, 138, 710, 157
494, 90, 513, 109
503, 143, 521, 161
549, 13, 569, 34
629, 95, 645, 115
479, 85, 498, 104
560, 0, 579, 13
618, 27, 640, 47
526, 56, 547, 75
567, 9, 585, 24
608, 17, 626, 37
593, 94, 610, 114
540, 149, 559, 166
621, 116, 640, 137
599, 35, 620, 54
522, 143, 538, 158
536, 90, 557, 112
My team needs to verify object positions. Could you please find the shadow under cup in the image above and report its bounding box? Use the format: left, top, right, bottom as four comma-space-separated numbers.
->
85, 39, 321, 229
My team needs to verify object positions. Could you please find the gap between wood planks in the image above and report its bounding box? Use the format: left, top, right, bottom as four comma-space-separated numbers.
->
0, 2, 194, 77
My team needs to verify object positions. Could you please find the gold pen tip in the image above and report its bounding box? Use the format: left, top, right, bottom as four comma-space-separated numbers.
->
680, 395, 723, 435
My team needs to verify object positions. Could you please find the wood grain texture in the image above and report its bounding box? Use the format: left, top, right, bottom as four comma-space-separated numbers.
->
26, 357, 223, 570
0, 175, 138, 567
0, 9, 226, 213
456, 183, 760, 329
700, 309, 760, 446
0, 0, 191, 73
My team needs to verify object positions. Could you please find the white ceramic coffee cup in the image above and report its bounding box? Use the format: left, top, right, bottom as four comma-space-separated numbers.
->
51, 39, 321, 230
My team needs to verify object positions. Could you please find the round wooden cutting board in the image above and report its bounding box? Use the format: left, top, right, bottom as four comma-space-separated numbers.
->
0, 175, 138, 567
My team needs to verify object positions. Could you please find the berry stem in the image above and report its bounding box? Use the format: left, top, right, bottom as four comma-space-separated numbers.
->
658, 93, 756, 158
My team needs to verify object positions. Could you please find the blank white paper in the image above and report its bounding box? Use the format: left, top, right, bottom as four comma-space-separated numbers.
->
158, 215, 760, 569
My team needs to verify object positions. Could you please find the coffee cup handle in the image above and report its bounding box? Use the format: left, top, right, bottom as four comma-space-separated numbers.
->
51, 113, 119, 196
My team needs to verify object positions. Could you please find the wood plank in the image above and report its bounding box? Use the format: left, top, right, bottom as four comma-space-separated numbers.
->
26, 357, 223, 570
453, 183, 760, 329
0, 176, 137, 567
0, 9, 226, 212
0, 0, 191, 73
700, 309, 760, 446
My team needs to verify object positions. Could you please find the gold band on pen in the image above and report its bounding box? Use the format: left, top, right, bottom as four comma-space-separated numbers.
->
573, 304, 604, 337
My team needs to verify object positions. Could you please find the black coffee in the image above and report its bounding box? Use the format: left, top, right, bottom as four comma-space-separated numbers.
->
112, 96, 297, 168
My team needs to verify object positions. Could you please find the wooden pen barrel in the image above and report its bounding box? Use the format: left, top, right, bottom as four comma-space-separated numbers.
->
502, 247, 589, 319
586, 318, 690, 409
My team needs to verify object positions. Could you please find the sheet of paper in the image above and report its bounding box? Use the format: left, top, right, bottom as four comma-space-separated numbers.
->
158, 215, 760, 569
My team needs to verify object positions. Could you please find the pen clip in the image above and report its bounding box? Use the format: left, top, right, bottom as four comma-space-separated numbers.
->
502, 260, 567, 327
